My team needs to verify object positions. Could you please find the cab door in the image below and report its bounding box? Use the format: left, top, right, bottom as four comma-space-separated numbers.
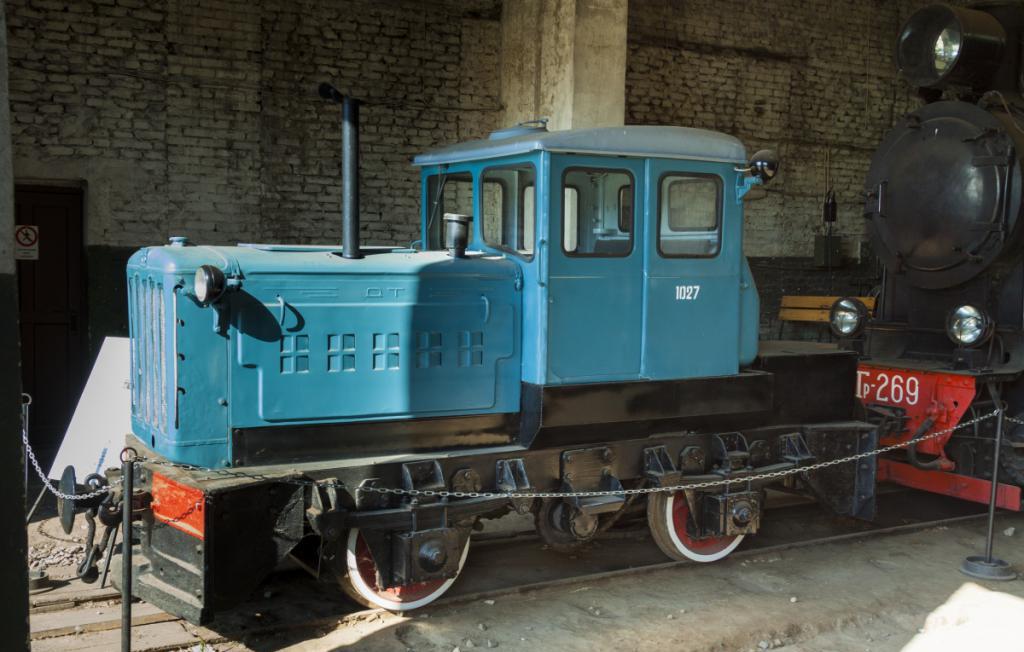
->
642, 160, 741, 379
545, 155, 645, 383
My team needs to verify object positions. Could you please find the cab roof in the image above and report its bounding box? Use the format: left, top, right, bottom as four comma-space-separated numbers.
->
412, 125, 748, 167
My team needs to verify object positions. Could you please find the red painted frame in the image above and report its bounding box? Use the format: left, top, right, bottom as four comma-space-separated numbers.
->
857, 364, 976, 469
151, 472, 206, 539
878, 459, 1021, 512
858, 363, 1020, 511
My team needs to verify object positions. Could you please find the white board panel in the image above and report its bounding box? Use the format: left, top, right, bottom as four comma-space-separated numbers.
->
48, 337, 131, 480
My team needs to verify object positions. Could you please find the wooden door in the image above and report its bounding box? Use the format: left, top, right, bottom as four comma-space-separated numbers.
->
16, 186, 87, 462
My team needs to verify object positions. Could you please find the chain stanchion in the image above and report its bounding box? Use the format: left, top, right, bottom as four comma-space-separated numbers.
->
961, 385, 1017, 581
21, 393, 52, 523
21, 393, 31, 497
121, 447, 137, 652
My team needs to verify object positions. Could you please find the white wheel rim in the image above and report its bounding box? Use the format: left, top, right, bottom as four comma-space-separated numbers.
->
345, 528, 470, 611
664, 493, 744, 562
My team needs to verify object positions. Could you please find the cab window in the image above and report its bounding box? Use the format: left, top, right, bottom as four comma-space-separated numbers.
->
618, 186, 632, 233
562, 168, 633, 257
563, 186, 579, 253
482, 164, 536, 258
426, 172, 474, 249
658, 174, 721, 257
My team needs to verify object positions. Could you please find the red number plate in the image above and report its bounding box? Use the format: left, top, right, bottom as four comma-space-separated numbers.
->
856, 363, 975, 457
856, 368, 923, 409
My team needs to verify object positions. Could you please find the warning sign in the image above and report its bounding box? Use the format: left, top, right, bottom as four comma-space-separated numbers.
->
14, 224, 38, 260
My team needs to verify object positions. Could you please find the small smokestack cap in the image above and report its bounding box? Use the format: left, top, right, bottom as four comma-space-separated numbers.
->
319, 82, 343, 103
444, 213, 472, 258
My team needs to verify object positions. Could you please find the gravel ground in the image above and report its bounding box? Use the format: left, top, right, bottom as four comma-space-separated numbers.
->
27, 509, 91, 580
277, 513, 1024, 652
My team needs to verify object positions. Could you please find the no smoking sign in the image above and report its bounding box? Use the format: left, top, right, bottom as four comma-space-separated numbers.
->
14, 224, 39, 260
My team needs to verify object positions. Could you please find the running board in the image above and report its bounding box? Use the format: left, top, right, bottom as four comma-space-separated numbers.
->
877, 459, 1023, 512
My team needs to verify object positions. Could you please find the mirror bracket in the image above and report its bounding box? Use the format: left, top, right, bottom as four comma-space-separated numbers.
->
736, 174, 763, 202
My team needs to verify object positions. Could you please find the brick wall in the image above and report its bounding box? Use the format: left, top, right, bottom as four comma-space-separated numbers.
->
6, 0, 939, 344
6, 0, 503, 249
625, 0, 942, 336
626, 0, 927, 260
8, 0, 933, 255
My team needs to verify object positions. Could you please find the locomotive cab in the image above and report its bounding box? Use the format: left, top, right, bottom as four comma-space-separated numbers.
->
413, 125, 768, 387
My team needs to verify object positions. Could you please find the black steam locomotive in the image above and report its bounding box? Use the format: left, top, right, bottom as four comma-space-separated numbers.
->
834, 1, 1024, 510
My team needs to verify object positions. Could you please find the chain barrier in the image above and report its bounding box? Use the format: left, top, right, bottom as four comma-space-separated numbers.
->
127, 408, 1002, 501
20, 407, 1008, 504
22, 426, 120, 502
344, 408, 1003, 499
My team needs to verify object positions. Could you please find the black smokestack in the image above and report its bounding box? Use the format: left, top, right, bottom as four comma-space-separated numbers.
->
319, 82, 361, 259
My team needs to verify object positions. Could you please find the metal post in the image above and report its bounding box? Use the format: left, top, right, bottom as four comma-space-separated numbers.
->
0, 3, 29, 647
341, 95, 361, 260
21, 393, 47, 524
961, 384, 1017, 580
25, 484, 47, 523
121, 452, 134, 652
21, 393, 30, 506
317, 82, 362, 259
984, 409, 1003, 562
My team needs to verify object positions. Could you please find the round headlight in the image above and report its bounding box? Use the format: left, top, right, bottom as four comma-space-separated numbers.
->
946, 304, 992, 347
896, 4, 1005, 89
194, 265, 226, 305
933, 26, 962, 73
829, 297, 868, 338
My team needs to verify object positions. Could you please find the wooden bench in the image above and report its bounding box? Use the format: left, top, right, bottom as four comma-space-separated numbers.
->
777, 295, 876, 338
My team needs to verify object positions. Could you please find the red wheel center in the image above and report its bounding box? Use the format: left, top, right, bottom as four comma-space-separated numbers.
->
671, 493, 738, 554
354, 533, 448, 602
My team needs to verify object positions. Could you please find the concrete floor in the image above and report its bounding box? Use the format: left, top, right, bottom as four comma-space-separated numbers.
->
283, 512, 1024, 652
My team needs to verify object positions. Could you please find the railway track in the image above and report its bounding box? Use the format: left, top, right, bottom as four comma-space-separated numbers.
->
29, 489, 990, 651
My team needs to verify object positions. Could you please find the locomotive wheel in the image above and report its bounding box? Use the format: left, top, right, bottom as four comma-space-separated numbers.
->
646, 491, 744, 562
534, 498, 595, 552
340, 528, 469, 611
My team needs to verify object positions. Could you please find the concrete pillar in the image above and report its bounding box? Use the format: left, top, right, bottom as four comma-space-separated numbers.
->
501, 0, 627, 131
0, 0, 30, 648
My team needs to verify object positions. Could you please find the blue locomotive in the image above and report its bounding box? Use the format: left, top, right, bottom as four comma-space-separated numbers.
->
109, 88, 875, 621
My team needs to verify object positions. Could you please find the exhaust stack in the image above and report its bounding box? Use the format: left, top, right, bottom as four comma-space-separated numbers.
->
319, 82, 362, 259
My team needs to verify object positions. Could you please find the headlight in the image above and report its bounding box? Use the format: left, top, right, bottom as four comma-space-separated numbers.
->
194, 265, 226, 305
896, 4, 1005, 89
946, 305, 992, 347
933, 26, 961, 73
829, 298, 868, 338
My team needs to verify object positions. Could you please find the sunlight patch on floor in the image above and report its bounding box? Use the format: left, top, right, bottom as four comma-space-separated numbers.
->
902, 581, 1024, 651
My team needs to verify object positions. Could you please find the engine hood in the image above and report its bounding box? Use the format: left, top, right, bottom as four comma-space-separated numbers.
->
129, 243, 520, 283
